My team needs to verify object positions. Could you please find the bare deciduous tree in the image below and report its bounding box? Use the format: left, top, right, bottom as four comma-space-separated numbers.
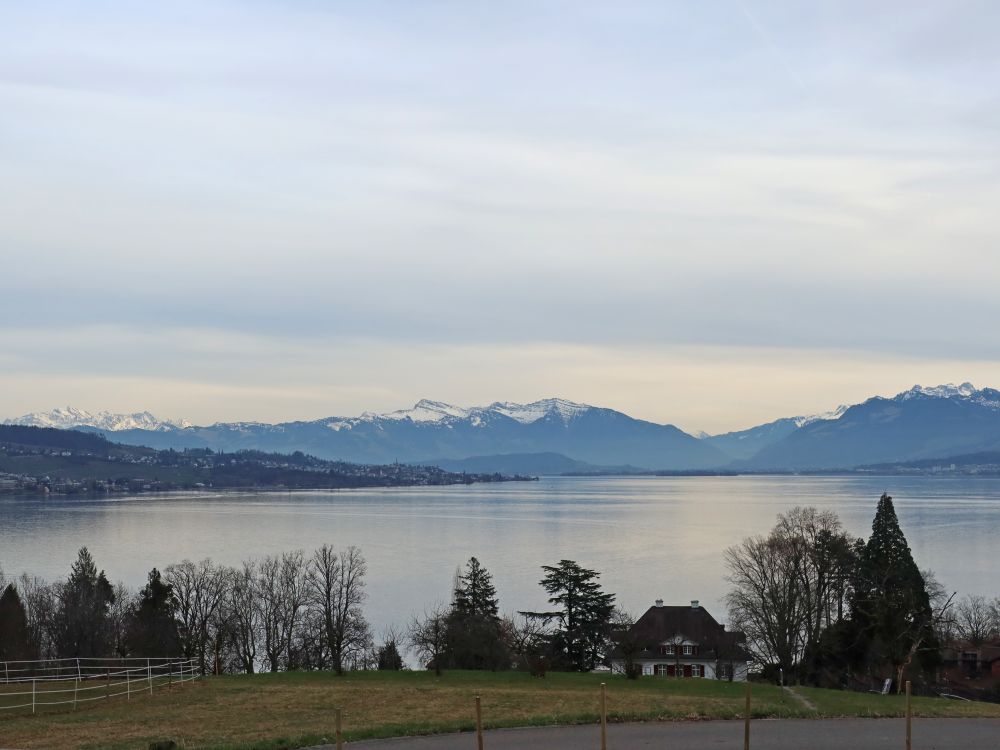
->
107, 582, 134, 657
228, 561, 259, 674
726, 507, 856, 679
15, 573, 56, 659
955, 594, 997, 646
609, 608, 642, 678
408, 604, 449, 676
165, 559, 230, 674
278, 551, 308, 670
725, 532, 807, 675
306, 545, 371, 675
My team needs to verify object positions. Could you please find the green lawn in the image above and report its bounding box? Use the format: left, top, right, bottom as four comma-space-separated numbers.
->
1, 670, 998, 750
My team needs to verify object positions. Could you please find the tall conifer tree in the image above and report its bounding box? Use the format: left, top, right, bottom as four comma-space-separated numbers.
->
447, 557, 508, 670
853, 493, 939, 687
0, 584, 33, 661
54, 547, 116, 657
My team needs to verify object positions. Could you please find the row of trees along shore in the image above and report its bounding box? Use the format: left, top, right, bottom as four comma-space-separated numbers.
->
0, 547, 373, 675
0, 548, 618, 677
2, 493, 999, 692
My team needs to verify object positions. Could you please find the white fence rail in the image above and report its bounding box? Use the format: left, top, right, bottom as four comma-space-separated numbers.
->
0, 657, 198, 714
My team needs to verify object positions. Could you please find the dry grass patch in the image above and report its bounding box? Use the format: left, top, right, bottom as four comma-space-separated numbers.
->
1, 671, 997, 750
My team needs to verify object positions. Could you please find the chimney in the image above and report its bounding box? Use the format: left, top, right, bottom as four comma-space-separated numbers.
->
691, 600, 700, 609
654, 599, 664, 607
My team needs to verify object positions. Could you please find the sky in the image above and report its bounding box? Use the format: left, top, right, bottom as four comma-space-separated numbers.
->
2, 1, 999, 434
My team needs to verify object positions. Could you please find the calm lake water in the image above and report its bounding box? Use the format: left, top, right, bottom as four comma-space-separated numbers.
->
1, 476, 998, 632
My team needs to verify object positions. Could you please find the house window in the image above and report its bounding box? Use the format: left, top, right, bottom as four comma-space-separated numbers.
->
654, 664, 669, 676
659, 644, 675, 655
683, 644, 693, 655
691, 664, 702, 677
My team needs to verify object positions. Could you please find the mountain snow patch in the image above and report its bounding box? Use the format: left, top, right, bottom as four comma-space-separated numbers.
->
4, 407, 191, 432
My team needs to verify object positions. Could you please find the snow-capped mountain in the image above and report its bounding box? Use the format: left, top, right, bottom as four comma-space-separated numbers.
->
893, 382, 1000, 410
794, 404, 849, 427
7, 398, 727, 470
9, 384, 1000, 471
4, 407, 191, 432
699, 405, 848, 460
743, 383, 1000, 469
353, 398, 593, 428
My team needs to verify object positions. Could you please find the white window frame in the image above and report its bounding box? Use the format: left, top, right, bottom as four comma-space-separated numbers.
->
683, 644, 693, 656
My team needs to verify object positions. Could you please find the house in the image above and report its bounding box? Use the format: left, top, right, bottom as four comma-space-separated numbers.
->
941, 640, 1000, 681
609, 599, 750, 681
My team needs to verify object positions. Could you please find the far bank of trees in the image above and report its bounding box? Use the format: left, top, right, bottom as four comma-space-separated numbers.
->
0, 548, 623, 679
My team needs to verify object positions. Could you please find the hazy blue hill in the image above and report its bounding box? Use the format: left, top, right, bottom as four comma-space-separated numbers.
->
0, 424, 115, 453
745, 392, 1000, 469
701, 417, 803, 461
74, 425, 212, 450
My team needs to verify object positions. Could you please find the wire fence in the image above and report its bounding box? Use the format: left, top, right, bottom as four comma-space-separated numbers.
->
0, 657, 199, 715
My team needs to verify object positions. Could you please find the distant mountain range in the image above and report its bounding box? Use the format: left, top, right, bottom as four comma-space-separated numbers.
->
740, 383, 1000, 470
7, 384, 1000, 473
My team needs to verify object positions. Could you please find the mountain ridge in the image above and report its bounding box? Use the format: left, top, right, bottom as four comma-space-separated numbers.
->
7, 383, 1000, 471
5, 398, 724, 470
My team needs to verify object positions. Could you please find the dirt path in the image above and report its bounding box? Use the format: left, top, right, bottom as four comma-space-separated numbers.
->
784, 685, 818, 711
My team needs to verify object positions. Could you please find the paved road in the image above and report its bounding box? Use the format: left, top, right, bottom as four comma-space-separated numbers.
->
312, 718, 1000, 749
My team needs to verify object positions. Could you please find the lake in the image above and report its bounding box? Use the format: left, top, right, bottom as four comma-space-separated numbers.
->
1, 475, 998, 634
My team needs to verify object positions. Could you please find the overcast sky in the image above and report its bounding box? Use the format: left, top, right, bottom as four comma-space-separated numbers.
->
3, 1, 999, 433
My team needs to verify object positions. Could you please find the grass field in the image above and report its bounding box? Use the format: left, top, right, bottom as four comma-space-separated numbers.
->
2, 670, 999, 750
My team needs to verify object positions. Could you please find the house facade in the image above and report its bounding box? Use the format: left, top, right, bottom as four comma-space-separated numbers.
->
941, 640, 1000, 681
609, 599, 750, 681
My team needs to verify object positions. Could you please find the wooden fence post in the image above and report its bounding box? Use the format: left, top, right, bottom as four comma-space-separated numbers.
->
743, 681, 751, 750
335, 707, 344, 750
106, 669, 111, 701
32, 678, 36, 715
600, 682, 607, 750
475, 695, 484, 750
905, 680, 912, 750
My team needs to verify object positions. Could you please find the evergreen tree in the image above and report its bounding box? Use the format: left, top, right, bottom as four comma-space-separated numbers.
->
445, 557, 511, 670
452, 557, 499, 620
376, 638, 404, 670
853, 493, 939, 688
128, 568, 180, 656
521, 559, 616, 672
0, 584, 33, 661
54, 547, 115, 657
447, 557, 509, 670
